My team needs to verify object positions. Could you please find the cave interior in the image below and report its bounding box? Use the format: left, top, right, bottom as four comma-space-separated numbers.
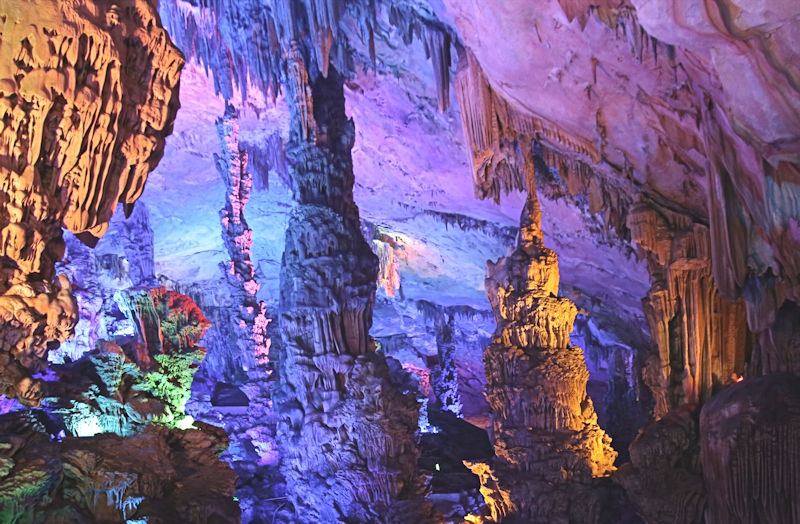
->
0, 0, 799, 522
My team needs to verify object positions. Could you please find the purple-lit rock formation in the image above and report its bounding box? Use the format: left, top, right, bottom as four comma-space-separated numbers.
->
272, 50, 430, 521
213, 102, 271, 378
2, 0, 800, 522
466, 174, 617, 523
701, 373, 800, 524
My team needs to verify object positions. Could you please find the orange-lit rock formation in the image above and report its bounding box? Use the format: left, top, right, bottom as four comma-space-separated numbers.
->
466, 171, 617, 523
0, 0, 183, 404
629, 201, 750, 417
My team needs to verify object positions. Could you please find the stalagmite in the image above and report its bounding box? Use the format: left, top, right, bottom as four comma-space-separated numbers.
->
214, 102, 271, 375
467, 167, 617, 523
0, 0, 183, 405
432, 311, 463, 416
272, 49, 431, 522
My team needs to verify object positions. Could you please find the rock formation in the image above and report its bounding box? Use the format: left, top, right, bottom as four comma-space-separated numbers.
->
466, 168, 617, 523
615, 406, 705, 524
701, 373, 800, 524
0, 285, 238, 522
629, 201, 751, 417
0, 0, 183, 405
1, 0, 797, 521
0, 410, 238, 522
212, 102, 271, 379
432, 311, 463, 416
272, 49, 430, 521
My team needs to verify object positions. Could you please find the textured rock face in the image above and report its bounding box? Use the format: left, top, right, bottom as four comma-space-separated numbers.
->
0, 411, 238, 522
615, 406, 705, 524
467, 175, 617, 523
629, 202, 750, 417
701, 373, 800, 524
0, 0, 183, 404
273, 54, 429, 521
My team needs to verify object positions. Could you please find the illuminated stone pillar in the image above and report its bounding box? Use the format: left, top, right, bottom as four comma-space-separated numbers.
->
467, 172, 617, 523
273, 48, 430, 522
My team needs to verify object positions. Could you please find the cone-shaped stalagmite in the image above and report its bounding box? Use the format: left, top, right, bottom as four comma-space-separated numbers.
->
467, 169, 617, 523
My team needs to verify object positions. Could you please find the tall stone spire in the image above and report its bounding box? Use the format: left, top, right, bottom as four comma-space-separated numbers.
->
273, 48, 431, 522
467, 168, 617, 523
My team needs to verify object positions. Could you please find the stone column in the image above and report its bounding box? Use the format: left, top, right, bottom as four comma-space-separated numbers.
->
432, 311, 463, 416
273, 47, 429, 522
467, 173, 617, 523
212, 102, 270, 378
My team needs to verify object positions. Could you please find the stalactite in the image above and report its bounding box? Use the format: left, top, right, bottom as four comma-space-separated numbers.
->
467, 168, 617, 523
701, 98, 800, 377
454, 48, 604, 206
245, 133, 289, 191
628, 201, 751, 417
273, 49, 431, 522
422, 22, 452, 112
214, 102, 271, 376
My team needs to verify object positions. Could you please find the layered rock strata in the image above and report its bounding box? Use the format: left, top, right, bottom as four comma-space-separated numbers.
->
467, 172, 617, 523
272, 51, 429, 521
0, 0, 183, 404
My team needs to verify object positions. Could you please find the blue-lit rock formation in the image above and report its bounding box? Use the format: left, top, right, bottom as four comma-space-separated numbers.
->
432, 311, 463, 416
272, 48, 431, 521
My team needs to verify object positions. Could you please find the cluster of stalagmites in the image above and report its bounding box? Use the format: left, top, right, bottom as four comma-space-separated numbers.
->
272, 52, 430, 521
466, 179, 617, 523
0, 0, 183, 405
